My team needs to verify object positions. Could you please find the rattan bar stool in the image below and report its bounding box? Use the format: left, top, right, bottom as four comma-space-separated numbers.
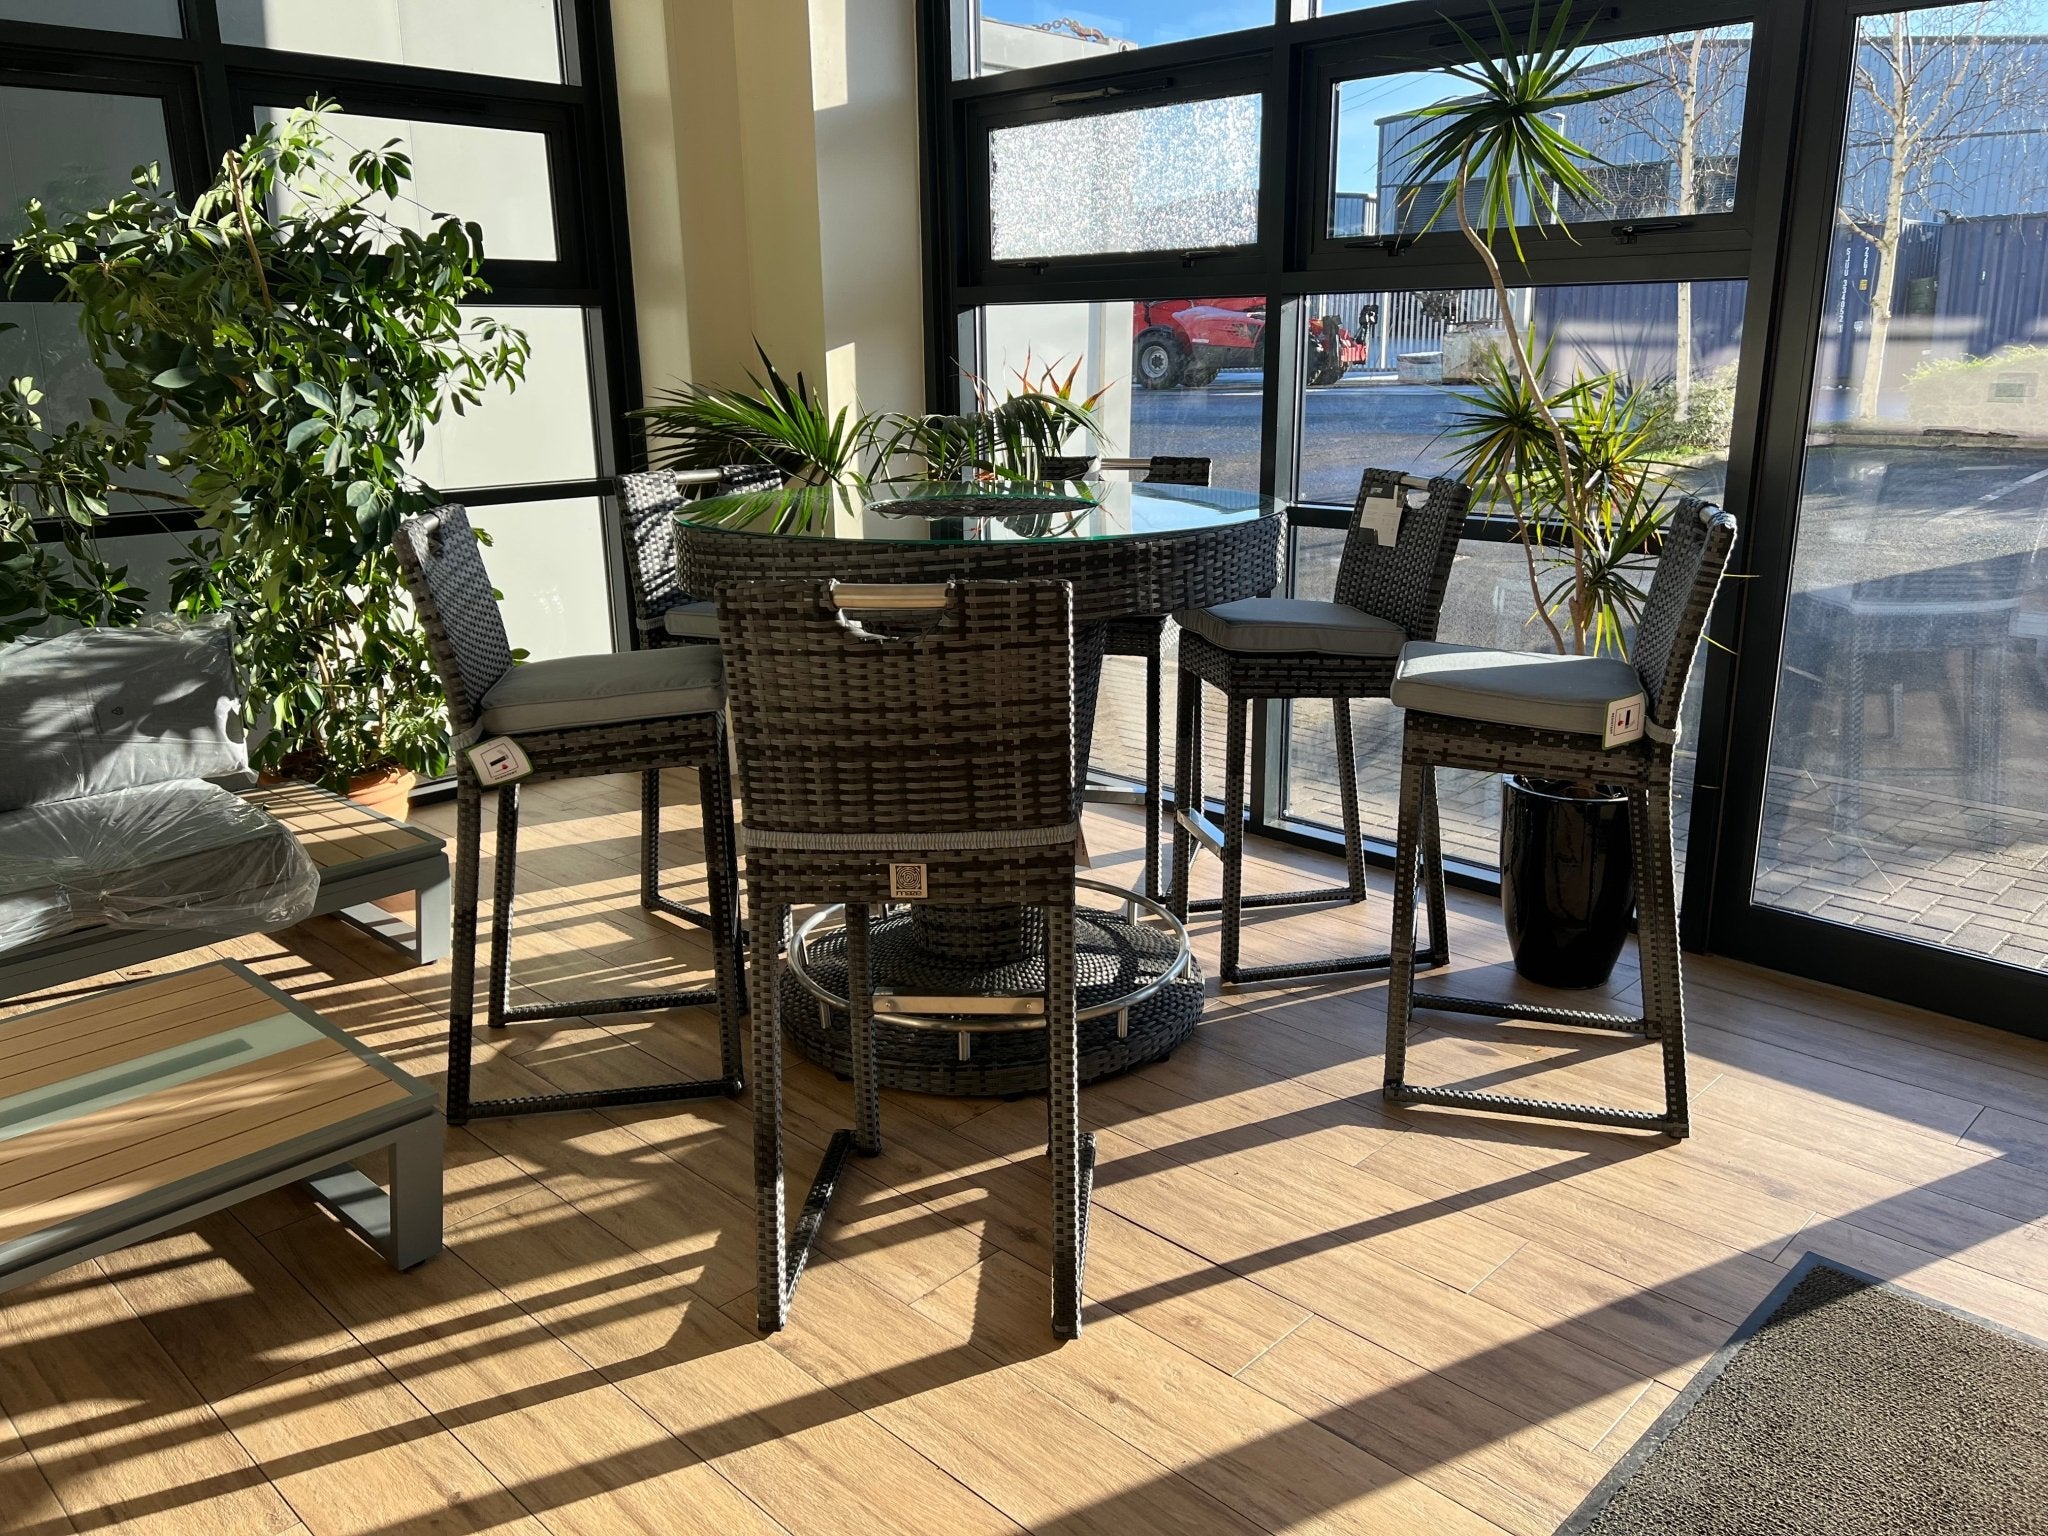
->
1090, 455, 1214, 900
395, 504, 744, 1124
618, 467, 776, 933
1382, 499, 1738, 1138
1168, 469, 1472, 984
719, 578, 1091, 1338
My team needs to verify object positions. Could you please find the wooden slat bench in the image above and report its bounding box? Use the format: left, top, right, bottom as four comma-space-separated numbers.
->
0, 782, 449, 1002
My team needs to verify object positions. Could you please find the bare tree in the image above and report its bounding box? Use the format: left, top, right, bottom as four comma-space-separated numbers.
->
1576, 27, 1748, 423
1842, 5, 2029, 420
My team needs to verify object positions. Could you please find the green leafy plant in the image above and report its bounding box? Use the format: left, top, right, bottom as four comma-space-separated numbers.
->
3, 103, 530, 788
633, 349, 1108, 533
1406, 0, 1656, 656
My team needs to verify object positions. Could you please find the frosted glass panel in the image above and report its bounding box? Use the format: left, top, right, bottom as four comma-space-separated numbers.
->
989, 95, 1261, 261
0, 85, 171, 239
469, 498, 612, 661
219, 0, 562, 83
412, 306, 595, 492
265, 109, 556, 262
0, 0, 179, 32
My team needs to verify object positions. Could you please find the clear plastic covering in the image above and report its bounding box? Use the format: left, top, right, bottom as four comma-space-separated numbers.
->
0, 780, 319, 953
0, 613, 250, 813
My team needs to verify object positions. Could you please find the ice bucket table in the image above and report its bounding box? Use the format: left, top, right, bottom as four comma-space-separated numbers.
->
0, 962, 442, 1292
678, 479, 1284, 1095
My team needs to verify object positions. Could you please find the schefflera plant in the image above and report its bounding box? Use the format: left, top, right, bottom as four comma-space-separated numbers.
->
6, 102, 529, 788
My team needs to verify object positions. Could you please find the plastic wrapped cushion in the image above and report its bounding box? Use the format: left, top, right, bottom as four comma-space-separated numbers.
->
0, 614, 249, 812
0, 780, 319, 953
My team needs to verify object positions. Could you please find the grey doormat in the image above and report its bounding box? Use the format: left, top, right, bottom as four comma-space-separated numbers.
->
1563, 1254, 2048, 1535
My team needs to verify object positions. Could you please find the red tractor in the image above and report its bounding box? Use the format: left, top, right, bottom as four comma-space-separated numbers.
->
1130, 299, 1369, 390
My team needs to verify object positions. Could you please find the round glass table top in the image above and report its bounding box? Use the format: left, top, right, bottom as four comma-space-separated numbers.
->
678, 478, 1281, 544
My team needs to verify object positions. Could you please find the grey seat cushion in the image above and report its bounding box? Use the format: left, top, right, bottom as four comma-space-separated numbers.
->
662, 600, 723, 640
0, 780, 318, 953
1175, 598, 1407, 658
1392, 641, 1643, 737
477, 646, 725, 735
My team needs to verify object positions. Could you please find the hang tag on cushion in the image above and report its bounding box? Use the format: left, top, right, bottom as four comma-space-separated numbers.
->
1603, 694, 1648, 750
467, 737, 534, 786
1358, 485, 1406, 547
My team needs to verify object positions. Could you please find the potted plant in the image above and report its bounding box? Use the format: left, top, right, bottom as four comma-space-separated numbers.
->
1407, 2, 1677, 986
631, 350, 1105, 535
2, 104, 529, 808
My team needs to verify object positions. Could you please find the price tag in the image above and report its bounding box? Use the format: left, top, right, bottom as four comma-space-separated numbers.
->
466, 737, 534, 786
1603, 694, 1648, 750
1359, 486, 1406, 548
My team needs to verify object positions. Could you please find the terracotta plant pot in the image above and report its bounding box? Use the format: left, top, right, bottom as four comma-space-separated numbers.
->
346, 765, 418, 823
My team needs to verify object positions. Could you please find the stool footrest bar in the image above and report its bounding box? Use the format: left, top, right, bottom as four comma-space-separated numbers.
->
1411, 992, 1652, 1035
1387, 1082, 1683, 1135
1190, 884, 1362, 915
458, 1077, 741, 1121
1223, 948, 1438, 985
498, 991, 720, 1024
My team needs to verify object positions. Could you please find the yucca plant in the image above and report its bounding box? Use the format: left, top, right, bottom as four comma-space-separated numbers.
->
1406, 0, 1651, 655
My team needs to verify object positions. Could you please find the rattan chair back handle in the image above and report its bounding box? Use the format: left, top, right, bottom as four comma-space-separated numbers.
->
829, 581, 954, 612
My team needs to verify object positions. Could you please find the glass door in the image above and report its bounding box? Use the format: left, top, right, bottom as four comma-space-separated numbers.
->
1733, 3, 2048, 1005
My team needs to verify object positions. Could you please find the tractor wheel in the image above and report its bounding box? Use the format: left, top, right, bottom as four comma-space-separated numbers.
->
1133, 328, 1186, 390
1308, 343, 1349, 388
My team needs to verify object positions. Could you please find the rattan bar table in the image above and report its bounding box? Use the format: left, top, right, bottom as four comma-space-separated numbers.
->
679, 480, 1284, 1094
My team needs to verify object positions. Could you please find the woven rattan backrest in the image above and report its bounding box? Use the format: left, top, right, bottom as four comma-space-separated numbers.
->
1144, 455, 1212, 486
1039, 454, 1097, 481
1634, 498, 1738, 733
720, 580, 1076, 844
618, 470, 686, 634
1334, 469, 1473, 639
393, 503, 514, 737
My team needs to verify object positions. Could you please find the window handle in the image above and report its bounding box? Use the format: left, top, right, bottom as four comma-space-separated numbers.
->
1612, 219, 1692, 244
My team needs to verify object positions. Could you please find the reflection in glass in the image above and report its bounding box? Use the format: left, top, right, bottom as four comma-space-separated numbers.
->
0, 85, 172, 241
1755, 7, 2048, 972
470, 498, 612, 661
0, 0, 179, 33
989, 95, 1261, 261
263, 108, 557, 262
1330, 27, 1751, 240
411, 307, 595, 491
219, 0, 562, 84
954, 1, 1266, 77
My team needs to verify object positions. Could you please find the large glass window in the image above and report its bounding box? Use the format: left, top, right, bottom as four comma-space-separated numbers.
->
1329, 26, 1753, 241
1283, 279, 1747, 875
989, 94, 1263, 261
1754, 6, 2048, 972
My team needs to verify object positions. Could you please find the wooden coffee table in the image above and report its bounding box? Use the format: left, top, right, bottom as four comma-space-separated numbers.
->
0, 962, 443, 1294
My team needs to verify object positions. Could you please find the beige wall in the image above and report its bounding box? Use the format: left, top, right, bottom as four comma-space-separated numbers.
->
613, 0, 926, 420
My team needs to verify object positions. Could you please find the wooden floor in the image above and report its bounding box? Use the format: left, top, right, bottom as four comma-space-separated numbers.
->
7, 773, 2048, 1536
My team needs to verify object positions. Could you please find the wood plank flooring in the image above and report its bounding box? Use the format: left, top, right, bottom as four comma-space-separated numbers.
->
5, 772, 2048, 1535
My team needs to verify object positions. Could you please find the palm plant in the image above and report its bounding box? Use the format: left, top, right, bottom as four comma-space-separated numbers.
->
1405, 1, 1652, 655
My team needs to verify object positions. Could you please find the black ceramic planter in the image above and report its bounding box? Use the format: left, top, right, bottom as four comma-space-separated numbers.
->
1499, 776, 1636, 989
